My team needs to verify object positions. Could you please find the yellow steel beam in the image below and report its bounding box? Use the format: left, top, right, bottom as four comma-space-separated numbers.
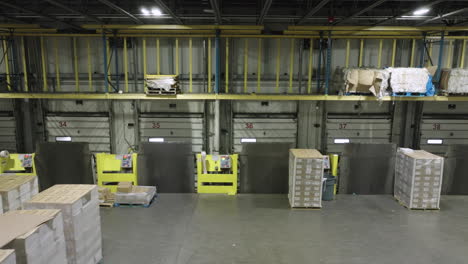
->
461, 40, 467, 68
143, 37, 147, 77
410, 39, 416, 67
208, 38, 212, 93
156, 38, 160, 74
446, 40, 453, 68
175, 38, 179, 75
307, 39, 313, 94
40, 37, 47, 92
244, 38, 249, 93
2, 39, 11, 91
289, 39, 295, 93
73, 37, 79, 92
391, 39, 397, 67
0, 24, 41, 28
358, 39, 364, 67
54, 38, 60, 91
257, 38, 262, 93
190, 38, 193, 93
345, 40, 350, 68
2, 93, 468, 101
82, 24, 264, 30
288, 26, 468, 32
225, 37, 229, 93
377, 39, 383, 68
124, 37, 129, 93
275, 39, 280, 93
284, 30, 427, 36
87, 37, 93, 91
21, 37, 28, 92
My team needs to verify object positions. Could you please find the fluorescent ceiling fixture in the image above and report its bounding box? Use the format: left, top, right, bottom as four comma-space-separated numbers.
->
413, 8, 430, 16
334, 138, 350, 144
427, 139, 443, 145
241, 138, 257, 143
149, 137, 164, 142
151, 8, 162, 16
56, 136, 72, 142
141, 8, 150, 16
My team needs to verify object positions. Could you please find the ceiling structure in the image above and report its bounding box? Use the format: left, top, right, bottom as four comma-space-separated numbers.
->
0, 0, 467, 30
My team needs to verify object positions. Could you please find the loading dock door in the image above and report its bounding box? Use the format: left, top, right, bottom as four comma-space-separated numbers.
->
0, 114, 17, 152
419, 118, 468, 154
45, 115, 111, 153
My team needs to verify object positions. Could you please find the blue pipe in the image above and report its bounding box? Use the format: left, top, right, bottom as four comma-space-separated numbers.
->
325, 31, 332, 95
102, 33, 109, 93
215, 30, 220, 94
434, 32, 445, 87
317, 32, 323, 94
114, 35, 119, 92
419, 33, 426, 67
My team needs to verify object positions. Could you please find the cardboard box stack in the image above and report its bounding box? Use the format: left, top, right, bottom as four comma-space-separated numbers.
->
24, 185, 102, 264
288, 149, 324, 208
116, 181, 132, 193
2, 210, 67, 264
0, 195, 3, 214
394, 148, 444, 209
115, 186, 156, 206
0, 250, 15, 264
0, 175, 39, 213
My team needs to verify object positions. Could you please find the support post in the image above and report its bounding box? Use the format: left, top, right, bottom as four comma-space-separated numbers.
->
40, 37, 47, 91
215, 30, 220, 94
325, 31, 332, 95
245, 38, 249, 93
289, 39, 295, 93
124, 37, 129, 92
307, 38, 313, 94
102, 33, 109, 93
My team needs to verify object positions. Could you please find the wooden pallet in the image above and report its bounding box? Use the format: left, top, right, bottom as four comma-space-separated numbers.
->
99, 202, 114, 208
392, 92, 428, 97
114, 194, 156, 208
290, 206, 321, 210
394, 197, 440, 211
345, 92, 373, 96
146, 88, 180, 95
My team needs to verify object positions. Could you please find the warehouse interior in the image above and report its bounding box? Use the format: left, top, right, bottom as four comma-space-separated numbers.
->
1, 0, 468, 263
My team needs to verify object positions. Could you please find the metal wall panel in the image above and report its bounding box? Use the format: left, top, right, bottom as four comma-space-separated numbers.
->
233, 117, 297, 153
326, 116, 392, 153
45, 116, 111, 152
0, 114, 17, 152
139, 116, 204, 153
419, 119, 468, 154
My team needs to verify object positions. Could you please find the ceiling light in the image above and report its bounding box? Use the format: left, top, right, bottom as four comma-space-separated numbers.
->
141, 8, 150, 16
151, 8, 162, 16
413, 8, 430, 16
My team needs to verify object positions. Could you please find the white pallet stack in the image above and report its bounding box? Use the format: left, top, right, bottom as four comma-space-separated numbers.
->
0, 250, 15, 264
288, 149, 324, 208
24, 185, 102, 264
394, 148, 444, 209
0, 175, 39, 213
2, 210, 67, 264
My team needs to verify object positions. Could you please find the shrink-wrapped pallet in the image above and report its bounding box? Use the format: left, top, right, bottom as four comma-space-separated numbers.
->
24, 185, 102, 264
441, 68, 468, 94
2, 210, 67, 264
394, 148, 443, 209
0, 250, 15, 264
115, 186, 156, 206
0, 195, 3, 214
343, 68, 390, 98
0, 175, 39, 213
388, 67, 432, 93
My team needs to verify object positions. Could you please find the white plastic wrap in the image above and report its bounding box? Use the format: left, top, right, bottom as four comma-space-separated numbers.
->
388, 67, 430, 93
146, 78, 176, 91
115, 186, 156, 205
0, 250, 16, 264
447, 68, 468, 94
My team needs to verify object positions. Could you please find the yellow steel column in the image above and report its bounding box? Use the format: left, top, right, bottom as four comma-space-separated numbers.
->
143, 37, 147, 77
377, 39, 383, 68
54, 38, 60, 91
156, 38, 160, 74
208, 38, 212, 93
190, 38, 193, 93
257, 38, 262, 93
73, 37, 79, 92
345, 40, 350, 68
358, 39, 364, 67
123, 37, 129, 93
2, 40, 10, 91
275, 39, 280, 93
307, 39, 313, 94
461, 40, 467, 68
288, 39, 295, 93
225, 37, 229, 93
40, 37, 48, 92
175, 38, 179, 75
427, 42, 433, 67
446, 40, 453, 68
87, 37, 93, 91
244, 38, 249, 93
21, 37, 28, 92
410, 39, 416, 67
391, 39, 397, 67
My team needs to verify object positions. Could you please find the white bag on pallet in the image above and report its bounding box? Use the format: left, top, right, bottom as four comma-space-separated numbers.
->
0, 250, 15, 264
388, 67, 430, 93
115, 186, 156, 205
447, 68, 468, 94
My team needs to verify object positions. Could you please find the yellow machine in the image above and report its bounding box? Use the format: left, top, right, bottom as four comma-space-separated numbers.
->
0, 152, 36, 176
196, 153, 238, 195
329, 154, 339, 194
96, 153, 138, 193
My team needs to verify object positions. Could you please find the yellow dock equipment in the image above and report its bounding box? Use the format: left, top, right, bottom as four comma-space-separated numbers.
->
96, 153, 138, 193
196, 153, 238, 195
0, 153, 36, 176
329, 154, 339, 194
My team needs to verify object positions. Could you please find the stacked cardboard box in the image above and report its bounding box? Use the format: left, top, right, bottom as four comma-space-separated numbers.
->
0, 175, 39, 213
24, 185, 102, 264
2, 210, 67, 264
0, 250, 15, 264
115, 186, 156, 206
0, 194, 3, 214
288, 149, 324, 208
394, 148, 444, 209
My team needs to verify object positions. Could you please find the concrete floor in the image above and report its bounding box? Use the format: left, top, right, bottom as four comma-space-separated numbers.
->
100, 194, 468, 264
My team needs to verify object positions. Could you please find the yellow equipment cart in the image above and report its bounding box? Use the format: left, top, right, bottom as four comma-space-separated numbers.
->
96, 153, 138, 193
0, 152, 36, 176
196, 153, 238, 195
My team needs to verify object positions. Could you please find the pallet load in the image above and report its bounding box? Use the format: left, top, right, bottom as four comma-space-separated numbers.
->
388, 67, 435, 95
114, 185, 156, 207
2, 210, 67, 264
0, 250, 15, 264
145, 75, 180, 95
288, 149, 324, 208
343, 68, 390, 98
24, 185, 102, 264
394, 148, 444, 210
440, 68, 468, 94
0, 195, 3, 214
0, 175, 39, 213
